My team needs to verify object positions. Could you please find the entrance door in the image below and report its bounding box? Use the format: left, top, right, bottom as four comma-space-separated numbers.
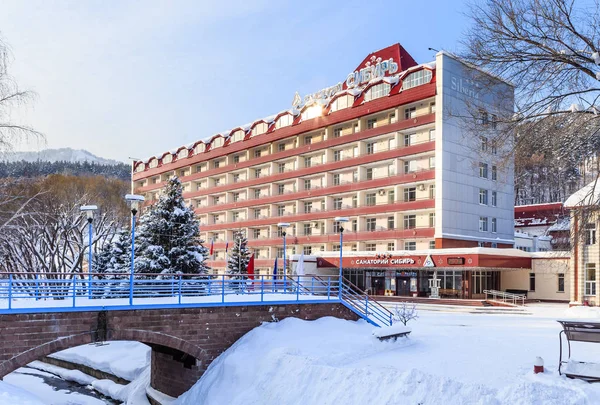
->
371, 277, 385, 296
396, 277, 411, 296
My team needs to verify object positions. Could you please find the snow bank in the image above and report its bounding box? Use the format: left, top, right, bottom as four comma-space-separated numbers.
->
29, 360, 96, 385
50, 341, 150, 381
562, 305, 600, 319
0, 381, 45, 405
175, 313, 600, 405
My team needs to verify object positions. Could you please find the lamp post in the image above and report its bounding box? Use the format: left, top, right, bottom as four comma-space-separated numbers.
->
125, 194, 145, 305
80, 205, 98, 299
277, 222, 290, 291
334, 217, 349, 299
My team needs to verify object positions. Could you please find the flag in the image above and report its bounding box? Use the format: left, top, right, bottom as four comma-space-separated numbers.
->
225, 239, 229, 253
247, 254, 255, 280
209, 238, 214, 256
296, 252, 305, 276
272, 257, 278, 280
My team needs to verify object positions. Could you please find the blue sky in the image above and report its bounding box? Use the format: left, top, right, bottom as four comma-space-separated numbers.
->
0, 0, 470, 162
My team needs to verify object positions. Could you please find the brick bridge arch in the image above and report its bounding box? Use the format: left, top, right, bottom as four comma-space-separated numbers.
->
0, 303, 356, 397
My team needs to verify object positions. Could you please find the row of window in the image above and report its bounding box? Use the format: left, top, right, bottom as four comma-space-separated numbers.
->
298, 239, 436, 255
478, 163, 498, 180
478, 189, 498, 206
479, 217, 498, 233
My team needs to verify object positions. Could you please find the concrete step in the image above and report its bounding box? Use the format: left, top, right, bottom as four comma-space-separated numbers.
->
380, 301, 532, 315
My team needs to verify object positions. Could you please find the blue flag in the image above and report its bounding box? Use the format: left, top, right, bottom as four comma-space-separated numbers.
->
273, 257, 278, 279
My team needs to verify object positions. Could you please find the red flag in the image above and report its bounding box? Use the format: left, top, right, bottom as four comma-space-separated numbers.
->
209, 239, 214, 256
247, 254, 255, 280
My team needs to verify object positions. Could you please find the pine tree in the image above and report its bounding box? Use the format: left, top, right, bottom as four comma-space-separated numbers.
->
226, 231, 251, 291
106, 228, 131, 279
134, 176, 210, 278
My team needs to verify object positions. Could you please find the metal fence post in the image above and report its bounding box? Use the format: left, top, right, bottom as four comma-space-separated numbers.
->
261, 276, 264, 302
8, 274, 12, 310
35, 273, 39, 301
327, 277, 331, 300
296, 276, 300, 301
72, 275, 76, 308
222, 275, 225, 303
178, 275, 182, 305
365, 295, 369, 317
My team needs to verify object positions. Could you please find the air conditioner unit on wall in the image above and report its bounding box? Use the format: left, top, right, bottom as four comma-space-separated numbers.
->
378, 189, 386, 196
313, 222, 320, 228
418, 184, 426, 191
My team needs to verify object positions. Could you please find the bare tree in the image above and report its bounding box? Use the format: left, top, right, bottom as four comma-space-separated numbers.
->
392, 302, 418, 326
0, 35, 43, 153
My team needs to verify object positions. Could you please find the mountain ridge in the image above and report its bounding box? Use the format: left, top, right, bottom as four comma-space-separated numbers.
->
3, 148, 124, 165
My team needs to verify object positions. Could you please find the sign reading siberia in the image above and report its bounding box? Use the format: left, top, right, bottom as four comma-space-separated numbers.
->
292, 56, 398, 108
346, 57, 398, 88
355, 258, 415, 266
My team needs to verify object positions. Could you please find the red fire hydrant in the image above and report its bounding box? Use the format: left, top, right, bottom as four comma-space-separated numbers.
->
534, 357, 544, 374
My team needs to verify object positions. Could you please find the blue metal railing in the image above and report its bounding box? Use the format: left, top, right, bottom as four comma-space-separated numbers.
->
0, 273, 392, 326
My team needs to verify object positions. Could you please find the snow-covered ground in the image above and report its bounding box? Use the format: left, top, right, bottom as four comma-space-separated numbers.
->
3, 303, 600, 404
176, 304, 600, 405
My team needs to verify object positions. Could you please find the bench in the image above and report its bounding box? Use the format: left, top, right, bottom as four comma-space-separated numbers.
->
373, 325, 412, 341
439, 288, 460, 298
558, 320, 600, 382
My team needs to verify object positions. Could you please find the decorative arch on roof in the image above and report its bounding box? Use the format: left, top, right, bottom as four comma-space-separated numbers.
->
230, 129, 245, 143
134, 162, 145, 173
177, 147, 189, 160
250, 121, 269, 137
162, 153, 173, 164
328, 93, 355, 113
275, 112, 294, 129
400, 67, 433, 91
148, 157, 159, 169
193, 142, 206, 155
210, 135, 225, 149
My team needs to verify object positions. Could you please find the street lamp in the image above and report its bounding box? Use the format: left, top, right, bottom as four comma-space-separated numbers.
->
80, 205, 98, 299
125, 194, 145, 305
334, 216, 349, 298
277, 222, 290, 291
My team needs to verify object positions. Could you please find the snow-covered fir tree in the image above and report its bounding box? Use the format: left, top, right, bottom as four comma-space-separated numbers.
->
226, 231, 251, 279
134, 176, 210, 277
92, 242, 112, 275
105, 227, 131, 279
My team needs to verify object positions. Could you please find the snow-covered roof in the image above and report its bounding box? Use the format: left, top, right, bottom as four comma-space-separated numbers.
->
547, 218, 570, 232
530, 251, 570, 259
565, 181, 600, 208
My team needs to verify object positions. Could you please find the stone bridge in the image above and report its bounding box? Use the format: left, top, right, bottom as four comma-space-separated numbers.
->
0, 303, 357, 398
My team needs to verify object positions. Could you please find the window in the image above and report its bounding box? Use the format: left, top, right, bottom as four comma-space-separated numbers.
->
491, 191, 497, 207
254, 149, 262, 158
430, 102, 436, 113
478, 109, 489, 125
365, 83, 391, 101
334, 150, 341, 162
365, 243, 376, 252
388, 190, 395, 204
366, 142, 375, 154
492, 165, 497, 181
233, 192, 240, 202
255, 168, 262, 179
352, 195, 358, 208
333, 174, 340, 186
480, 137, 488, 152
429, 157, 435, 168
233, 155, 240, 164
276, 114, 293, 129
387, 216, 395, 230
366, 218, 376, 231
586, 264, 597, 295
429, 184, 435, 199
277, 205, 285, 216
278, 184, 285, 195
389, 113, 396, 124
404, 160, 417, 174
491, 218, 497, 233
253, 228, 260, 239
303, 223, 312, 236
333, 127, 342, 138
276, 162, 285, 174
254, 189, 261, 199
479, 189, 488, 205
429, 213, 435, 228
558, 273, 565, 293
491, 140, 497, 155
366, 193, 376, 206
353, 170, 358, 182
402, 69, 433, 90
213, 196, 221, 205
304, 202, 312, 214
479, 163, 488, 178
305, 135, 312, 145
278, 143, 286, 152
586, 223, 597, 245
429, 129, 436, 141
366, 168, 374, 180
491, 114, 498, 129
304, 179, 311, 190
387, 242, 395, 251
276, 247, 285, 258
404, 215, 416, 229
367, 118, 377, 129
304, 157, 312, 168
404, 107, 417, 119
479, 217, 488, 232
233, 173, 240, 183
404, 133, 416, 147
352, 219, 358, 232
232, 211, 240, 222
214, 178, 221, 186
303, 246, 312, 255
491, 243, 497, 248
405, 241, 416, 251
333, 197, 342, 210
404, 187, 416, 202
429, 240, 436, 249
529, 273, 536, 292
212, 214, 219, 224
